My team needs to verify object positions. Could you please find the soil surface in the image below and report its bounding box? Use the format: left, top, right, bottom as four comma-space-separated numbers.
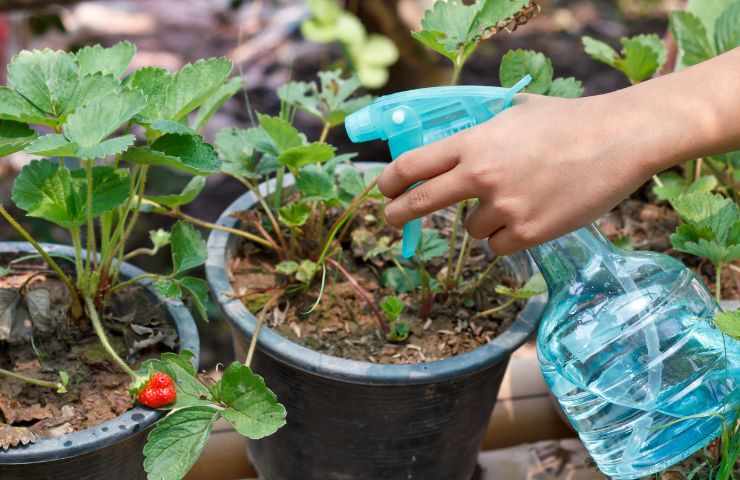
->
230, 202, 527, 365
0, 255, 176, 450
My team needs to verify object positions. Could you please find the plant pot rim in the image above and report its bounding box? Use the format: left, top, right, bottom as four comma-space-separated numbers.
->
0, 241, 200, 464
206, 161, 544, 386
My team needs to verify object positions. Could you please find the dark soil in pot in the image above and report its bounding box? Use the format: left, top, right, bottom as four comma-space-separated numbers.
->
0, 243, 199, 480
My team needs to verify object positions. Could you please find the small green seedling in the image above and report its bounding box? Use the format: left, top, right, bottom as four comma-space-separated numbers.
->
381, 295, 410, 343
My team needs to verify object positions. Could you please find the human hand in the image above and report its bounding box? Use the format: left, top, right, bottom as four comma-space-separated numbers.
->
377, 93, 662, 255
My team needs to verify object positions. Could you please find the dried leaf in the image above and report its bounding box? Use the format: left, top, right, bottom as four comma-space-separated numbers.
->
0, 288, 20, 341
0, 423, 37, 450
25, 288, 54, 333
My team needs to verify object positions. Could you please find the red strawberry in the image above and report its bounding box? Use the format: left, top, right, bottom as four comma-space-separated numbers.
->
137, 372, 176, 408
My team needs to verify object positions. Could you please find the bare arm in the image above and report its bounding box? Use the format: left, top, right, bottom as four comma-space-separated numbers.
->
377, 48, 740, 255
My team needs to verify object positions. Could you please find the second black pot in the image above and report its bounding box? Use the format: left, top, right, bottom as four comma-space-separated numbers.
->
206, 164, 545, 480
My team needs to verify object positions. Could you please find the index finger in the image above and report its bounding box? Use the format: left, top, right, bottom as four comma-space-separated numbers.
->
377, 134, 461, 199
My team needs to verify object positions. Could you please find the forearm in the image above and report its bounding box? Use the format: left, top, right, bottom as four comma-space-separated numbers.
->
605, 47, 740, 175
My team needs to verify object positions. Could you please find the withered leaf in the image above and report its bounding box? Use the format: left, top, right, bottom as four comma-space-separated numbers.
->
0, 423, 37, 450
0, 288, 21, 341
25, 288, 54, 333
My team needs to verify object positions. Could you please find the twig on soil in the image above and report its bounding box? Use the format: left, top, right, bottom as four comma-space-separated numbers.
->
327, 258, 388, 334
246, 291, 283, 368
0, 367, 66, 393
85, 295, 138, 379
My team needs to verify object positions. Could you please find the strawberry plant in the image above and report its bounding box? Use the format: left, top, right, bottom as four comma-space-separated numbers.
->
0, 42, 285, 480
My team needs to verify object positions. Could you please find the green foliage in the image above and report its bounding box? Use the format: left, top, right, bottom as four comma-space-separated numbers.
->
0, 120, 37, 156
295, 165, 338, 202
582, 34, 667, 84
387, 320, 411, 343
383, 267, 422, 294
672, 0, 740, 68
413, 0, 535, 67
141, 353, 286, 480
670, 192, 740, 266
76, 41, 136, 78
124, 134, 221, 176
302, 0, 398, 88
714, 309, 740, 339
653, 172, 718, 201
146, 177, 207, 209
496, 273, 547, 300
279, 70, 372, 128
380, 296, 405, 322
500, 50, 583, 97
11, 159, 129, 228
170, 222, 207, 275
278, 203, 311, 228
416, 229, 449, 262
215, 128, 258, 179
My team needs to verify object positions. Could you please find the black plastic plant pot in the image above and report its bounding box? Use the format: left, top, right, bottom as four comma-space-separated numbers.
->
0, 242, 200, 480
206, 163, 545, 480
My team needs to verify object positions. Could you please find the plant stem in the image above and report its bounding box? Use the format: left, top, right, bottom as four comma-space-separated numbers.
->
474, 298, 516, 319
450, 53, 464, 86
327, 258, 388, 334
463, 256, 501, 294
694, 157, 704, 181
108, 274, 158, 295
229, 174, 287, 252
716, 263, 723, 304
122, 247, 157, 261
318, 178, 378, 265
168, 209, 278, 251
0, 367, 63, 391
453, 231, 471, 283
245, 291, 282, 368
84, 160, 97, 278
446, 201, 465, 289
0, 205, 83, 318
318, 122, 331, 143
274, 167, 286, 211
70, 227, 85, 290
85, 295, 137, 378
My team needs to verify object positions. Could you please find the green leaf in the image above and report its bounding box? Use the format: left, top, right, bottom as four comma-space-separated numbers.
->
151, 120, 197, 136
417, 228, 449, 262
191, 77, 242, 132
548, 77, 584, 98
181, 276, 210, 322
411, 0, 483, 61
277, 81, 318, 114
671, 192, 738, 242
278, 202, 311, 228
0, 87, 55, 126
316, 70, 372, 126
276, 260, 299, 276
670, 11, 715, 67
165, 58, 233, 121
76, 41, 136, 78
295, 164, 337, 201
473, 0, 535, 37
613, 36, 661, 83
296, 260, 320, 284
500, 50, 553, 94
124, 134, 221, 176
11, 160, 129, 228
714, 1, 740, 53
146, 176, 206, 209
280, 143, 336, 175
26, 135, 66, 156
8, 49, 78, 116
495, 273, 546, 299
64, 74, 121, 116
150, 229, 171, 251
125, 66, 171, 123
582, 36, 618, 66
154, 278, 183, 299
337, 167, 365, 200
653, 172, 717, 201
382, 267, 421, 293
143, 406, 220, 480
218, 363, 286, 439
215, 128, 258, 178
0, 120, 37, 157
352, 34, 400, 68
75, 135, 136, 160
714, 310, 740, 340
258, 114, 303, 153
63, 90, 145, 148
170, 221, 207, 274
387, 320, 411, 343
688, 0, 735, 38
380, 296, 404, 322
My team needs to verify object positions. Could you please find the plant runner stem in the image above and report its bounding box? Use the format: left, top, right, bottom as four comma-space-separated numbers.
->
229, 174, 287, 252
446, 202, 465, 290
327, 258, 388, 334
462, 256, 501, 294
474, 298, 516, 319
0, 367, 62, 391
0, 205, 83, 319
318, 122, 331, 143
716, 263, 723, 304
85, 296, 137, 378
245, 291, 282, 368
167, 210, 278, 251
453, 231, 471, 283
84, 160, 97, 278
318, 178, 379, 265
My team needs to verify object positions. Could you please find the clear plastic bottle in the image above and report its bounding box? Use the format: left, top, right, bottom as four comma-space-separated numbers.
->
533, 225, 740, 479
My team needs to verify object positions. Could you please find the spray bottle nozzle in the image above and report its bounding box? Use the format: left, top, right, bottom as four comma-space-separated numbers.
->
345, 75, 532, 259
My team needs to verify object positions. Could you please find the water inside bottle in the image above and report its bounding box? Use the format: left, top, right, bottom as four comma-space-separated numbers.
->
535, 233, 738, 479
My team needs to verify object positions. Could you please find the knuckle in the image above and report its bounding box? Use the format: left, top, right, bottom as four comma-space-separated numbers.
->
510, 223, 537, 245
393, 156, 415, 183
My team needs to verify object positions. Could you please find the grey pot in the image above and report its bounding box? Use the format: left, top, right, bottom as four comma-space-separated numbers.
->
206, 162, 545, 480
0, 242, 200, 480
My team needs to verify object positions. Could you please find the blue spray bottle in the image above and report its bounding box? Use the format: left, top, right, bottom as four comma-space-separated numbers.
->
345, 82, 739, 479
